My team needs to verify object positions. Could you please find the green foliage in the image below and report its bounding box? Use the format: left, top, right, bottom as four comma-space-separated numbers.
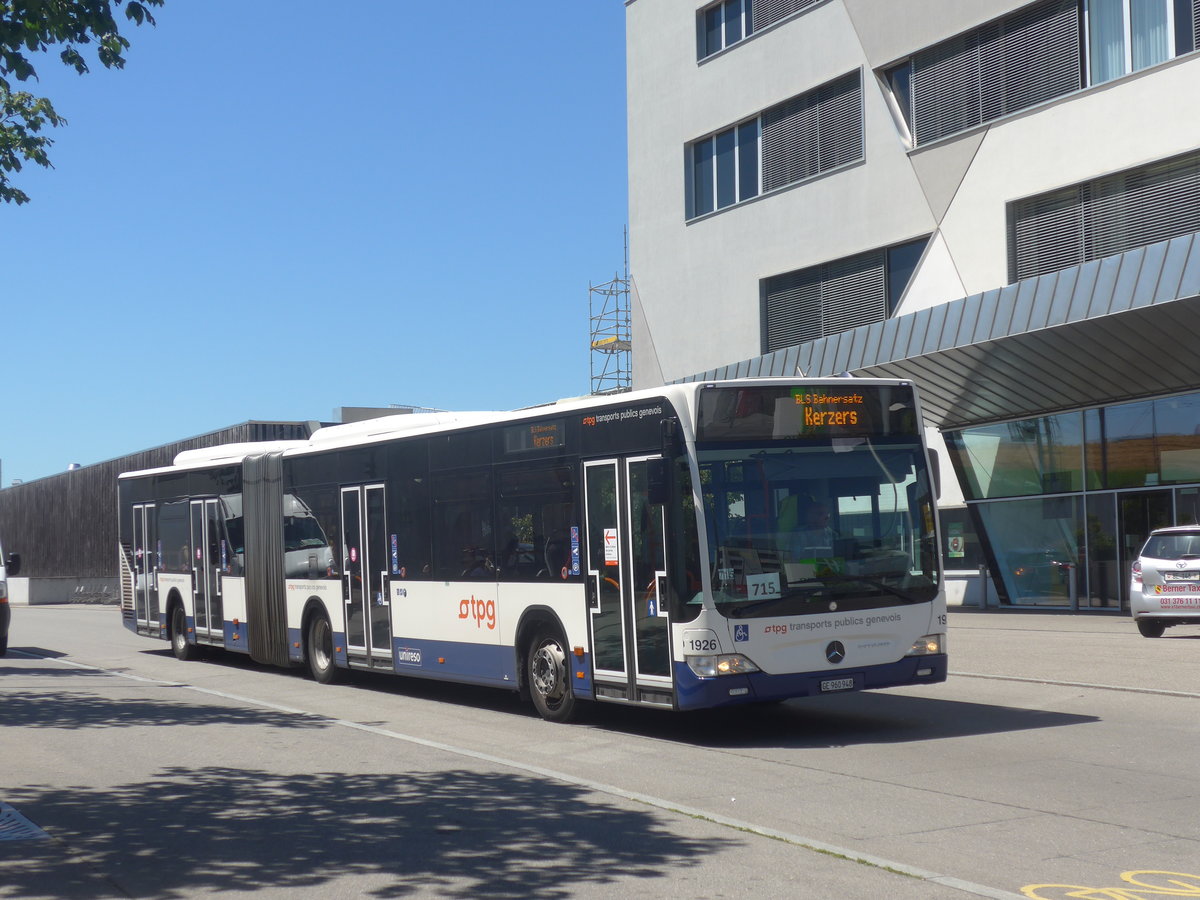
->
0, 0, 162, 204
509, 513, 534, 543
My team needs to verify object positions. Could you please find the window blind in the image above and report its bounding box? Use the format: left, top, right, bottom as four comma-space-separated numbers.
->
1009, 151, 1200, 281
763, 249, 886, 351
911, 0, 1081, 145
761, 71, 861, 192
753, 0, 823, 31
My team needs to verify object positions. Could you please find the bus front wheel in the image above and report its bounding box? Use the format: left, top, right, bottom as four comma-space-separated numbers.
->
527, 629, 576, 723
169, 605, 196, 662
306, 613, 338, 684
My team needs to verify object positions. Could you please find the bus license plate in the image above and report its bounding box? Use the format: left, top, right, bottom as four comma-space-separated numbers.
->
820, 677, 854, 692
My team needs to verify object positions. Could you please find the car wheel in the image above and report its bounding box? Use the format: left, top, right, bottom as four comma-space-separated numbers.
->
1136, 618, 1166, 638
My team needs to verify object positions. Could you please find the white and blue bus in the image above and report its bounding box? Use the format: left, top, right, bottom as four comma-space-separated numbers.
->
118, 378, 946, 722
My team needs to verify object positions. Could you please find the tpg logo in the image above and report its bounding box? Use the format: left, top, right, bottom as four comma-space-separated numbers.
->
459, 594, 497, 630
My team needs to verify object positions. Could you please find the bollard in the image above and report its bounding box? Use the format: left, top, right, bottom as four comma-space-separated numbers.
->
978, 563, 989, 608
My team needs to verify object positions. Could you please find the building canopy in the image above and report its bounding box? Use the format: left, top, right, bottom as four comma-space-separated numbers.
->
681, 232, 1200, 431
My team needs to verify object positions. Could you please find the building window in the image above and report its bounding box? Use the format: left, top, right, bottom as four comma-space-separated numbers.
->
887, 0, 1199, 146
948, 396, 1200, 498
884, 61, 914, 138
698, 0, 751, 59
904, 0, 1083, 146
753, 0, 823, 30
1008, 150, 1200, 281
689, 120, 760, 217
946, 412, 1086, 501
945, 391, 1200, 608
687, 70, 861, 219
939, 506, 985, 569
1102, 394, 1200, 487
1086, 0, 1196, 84
760, 236, 928, 352
696, 0, 825, 60
974, 495, 1085, 605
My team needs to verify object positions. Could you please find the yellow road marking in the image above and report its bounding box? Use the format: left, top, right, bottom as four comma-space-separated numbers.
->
1022, 870, 1200, 898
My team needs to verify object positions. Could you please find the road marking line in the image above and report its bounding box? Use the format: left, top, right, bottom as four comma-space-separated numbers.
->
23, 652, 1025, 900
952, 670, 1200, 699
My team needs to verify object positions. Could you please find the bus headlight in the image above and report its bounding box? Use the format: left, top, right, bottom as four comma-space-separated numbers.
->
686, 654, 760, 678
906, 633, 944, 656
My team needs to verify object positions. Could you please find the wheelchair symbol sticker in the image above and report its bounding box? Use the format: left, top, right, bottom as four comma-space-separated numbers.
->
734, 624, 749, 642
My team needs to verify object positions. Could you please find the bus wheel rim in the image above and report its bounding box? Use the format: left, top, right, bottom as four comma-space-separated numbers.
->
532, 640, 565, 701
313, 619, 331, 669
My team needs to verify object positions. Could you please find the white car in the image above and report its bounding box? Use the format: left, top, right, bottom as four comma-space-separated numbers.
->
1130, 526, 1200, 638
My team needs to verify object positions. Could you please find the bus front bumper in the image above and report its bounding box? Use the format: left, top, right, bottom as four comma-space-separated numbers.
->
672, 653, 948, 711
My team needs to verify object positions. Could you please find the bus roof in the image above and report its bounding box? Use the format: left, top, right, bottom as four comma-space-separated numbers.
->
172, 441, 312, 468
118, 378, 918, 479
305, 411, 502, 450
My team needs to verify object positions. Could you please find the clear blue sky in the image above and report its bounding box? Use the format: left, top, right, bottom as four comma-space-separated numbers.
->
3, 1, 629, 486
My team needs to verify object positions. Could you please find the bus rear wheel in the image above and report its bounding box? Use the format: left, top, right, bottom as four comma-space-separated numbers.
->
169, 604, 196, 661
527, 629, 576, 723
306, 612, 338, 684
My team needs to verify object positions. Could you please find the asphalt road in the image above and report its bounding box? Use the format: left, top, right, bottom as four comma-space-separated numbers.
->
2, 604, 1198, 899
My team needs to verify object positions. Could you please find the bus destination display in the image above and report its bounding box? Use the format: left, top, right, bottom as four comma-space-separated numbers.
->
696, 384, 918, 441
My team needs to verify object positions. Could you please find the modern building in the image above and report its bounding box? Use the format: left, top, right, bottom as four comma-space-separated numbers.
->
626, 0, 1200, 609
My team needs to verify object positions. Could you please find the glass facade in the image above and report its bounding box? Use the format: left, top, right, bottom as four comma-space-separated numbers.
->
945, 390, 1200, 608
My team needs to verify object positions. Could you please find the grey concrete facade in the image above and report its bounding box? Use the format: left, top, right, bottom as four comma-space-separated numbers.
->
626, 0, 1200, 388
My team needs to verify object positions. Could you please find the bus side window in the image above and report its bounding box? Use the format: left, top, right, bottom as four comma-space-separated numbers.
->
157, 500, 189, 574
432, 470, 494, 580
496, 466, 576, 581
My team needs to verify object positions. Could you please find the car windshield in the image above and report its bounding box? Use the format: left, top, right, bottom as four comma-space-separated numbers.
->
697, 440, 939, 618
1142, 533, 1200, 560
284, 515, 329, 552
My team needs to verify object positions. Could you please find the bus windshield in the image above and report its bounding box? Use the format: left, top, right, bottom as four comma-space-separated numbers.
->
695, 384, 938, 618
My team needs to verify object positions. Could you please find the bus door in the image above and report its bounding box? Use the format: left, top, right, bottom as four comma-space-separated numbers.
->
190, 499, 223, 641
584, 457, 673, 705
132, 503, 157, 631
340, 484, 391, 664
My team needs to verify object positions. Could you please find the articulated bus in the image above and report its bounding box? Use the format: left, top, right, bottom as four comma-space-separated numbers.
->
118, 378, 947, 722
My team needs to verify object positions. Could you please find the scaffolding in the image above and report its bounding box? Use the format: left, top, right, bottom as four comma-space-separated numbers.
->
589, 230, 632, 395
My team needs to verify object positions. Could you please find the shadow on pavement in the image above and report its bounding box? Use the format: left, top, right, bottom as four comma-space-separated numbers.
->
586, 690, 1099, 749
0, 687, 333, 731
2, 766, 735, 899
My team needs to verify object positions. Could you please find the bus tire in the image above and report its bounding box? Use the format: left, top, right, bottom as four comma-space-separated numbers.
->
527, 628, 576, 723
306, 612, 338, 684
169, 604, 196, 662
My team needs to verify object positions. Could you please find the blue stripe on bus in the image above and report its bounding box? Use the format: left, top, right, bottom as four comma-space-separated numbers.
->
672, 654, 948, 710
221, 620, 249, 652
282, 629, 594, 698
286, 628, 303, 662
387, 637, 594, 698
